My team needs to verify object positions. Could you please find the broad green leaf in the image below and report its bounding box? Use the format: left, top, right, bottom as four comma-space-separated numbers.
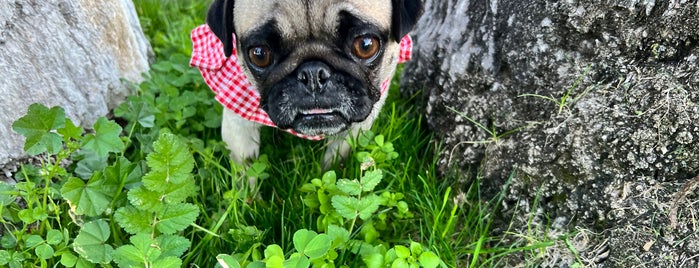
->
394, 245, 410, 259
155, 203, 199, 234
391, 258, 409, 268
418, 252, 441, 268
60, 252, 78, 267
61, 175, 113, 217
266, 255, 284, 268
283, 253, 310, 268
115, 206, 153, 234
321, 171, 336, 185
302, 234, 331, 260
360, 170, 382, 192
331, 195, 358, 220
217, 254, 242, 268
11, 104, 65, 155
114, 99, 155, 128
0, 183, 16, 206
362, 253, 383, 268
35, 244, 54, 259
143, 133, 194, 191
357, 195, 382, 220
293, 229, 317, 253
74, 151, 108, 180
73, 219, 114, 264
264, 244, 284, 259
105, 157, 144, 190
374, 135, 385, 147
24, 235, 43, 247
157, 234, 191, 258
82, 117, 125, 158
336, 179, 361, 196
128, 186, 164, 212
46, 229, 63, 245
58, 118, 83, 141
75, 257, 96, 268
409, 242, 423, 256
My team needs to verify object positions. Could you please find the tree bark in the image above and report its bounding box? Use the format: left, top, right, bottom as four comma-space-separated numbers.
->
0, 0, 151, 167
402, 0, 699, 266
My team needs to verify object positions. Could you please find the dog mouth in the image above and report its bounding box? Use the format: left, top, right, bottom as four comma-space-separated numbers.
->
292, 108, 349, 135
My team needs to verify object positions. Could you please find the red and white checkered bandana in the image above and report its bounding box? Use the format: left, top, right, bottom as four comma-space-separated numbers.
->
190, 24, 413, 140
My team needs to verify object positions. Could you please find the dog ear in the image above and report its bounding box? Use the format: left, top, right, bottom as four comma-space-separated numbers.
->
391, 0, 424, 41
207, 0, 235, 57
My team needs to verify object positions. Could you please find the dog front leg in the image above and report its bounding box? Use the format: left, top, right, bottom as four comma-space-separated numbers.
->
221, 109, 261, 165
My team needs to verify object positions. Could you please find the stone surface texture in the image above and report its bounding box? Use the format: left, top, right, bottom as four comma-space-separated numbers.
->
402, 0, 699, 266
0, 0, 151, 168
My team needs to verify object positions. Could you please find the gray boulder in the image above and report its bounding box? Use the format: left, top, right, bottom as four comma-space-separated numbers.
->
0, 0, 151, 169
402, 0, 698, 266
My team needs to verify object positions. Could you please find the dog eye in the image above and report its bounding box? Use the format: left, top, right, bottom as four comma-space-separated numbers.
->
352, 35, 380, 60
248, 46, 272, 68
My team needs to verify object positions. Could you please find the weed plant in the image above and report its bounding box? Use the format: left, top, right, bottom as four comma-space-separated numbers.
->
0, 0, 580, 267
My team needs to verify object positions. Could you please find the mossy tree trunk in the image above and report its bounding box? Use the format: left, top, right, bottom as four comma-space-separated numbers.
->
402, 0, 699, 266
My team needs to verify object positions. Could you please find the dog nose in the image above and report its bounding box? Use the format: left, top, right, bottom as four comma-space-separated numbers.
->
296, 62, 331, 92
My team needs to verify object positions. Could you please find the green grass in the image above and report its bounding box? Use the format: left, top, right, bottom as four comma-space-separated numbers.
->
0, 1, 580, 267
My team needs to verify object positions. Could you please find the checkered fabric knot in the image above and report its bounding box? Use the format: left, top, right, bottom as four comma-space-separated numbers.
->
190, 24, 413, 140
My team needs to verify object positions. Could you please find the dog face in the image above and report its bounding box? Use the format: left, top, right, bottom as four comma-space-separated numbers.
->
207, 0, 423, 136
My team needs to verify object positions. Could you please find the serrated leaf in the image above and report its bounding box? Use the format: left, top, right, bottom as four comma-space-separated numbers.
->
143, 133, 194, 191
115, 206, 153, 234
357, 195, 382, 220
152, 256, 182, 268
162, 177, 198, 204
331, 195, 359, 220
418, 251, 441, 268
73, 219, 114, 264
155, 203, 199, 234
82, 117, 124, 157
61, 175, 113, 217
360, 170, 382, 192
113, 245, 143, 267
336, 179, 361, 196
12, 104, 65, 155
114, 233, 163, 267
326, 225, 350, 249
0, 250, 9, 265
128, 186, 164, 212
35, 244, 54, 259
157, 235, 191, 258
283, 253, 310, 268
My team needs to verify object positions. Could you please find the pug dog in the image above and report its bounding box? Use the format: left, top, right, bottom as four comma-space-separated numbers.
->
191, 0, 423, 166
